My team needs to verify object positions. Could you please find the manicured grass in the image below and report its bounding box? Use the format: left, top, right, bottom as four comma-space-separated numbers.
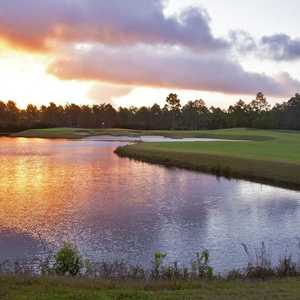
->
11, 127, 300, 189
11, 127, 279, 140
3, 276, 300, 300
12, 128, 195, 139
12, 128, 102, 139
116, 129, 300, 190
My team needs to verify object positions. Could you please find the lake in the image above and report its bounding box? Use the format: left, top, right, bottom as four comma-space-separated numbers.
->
0, 137, 300, 273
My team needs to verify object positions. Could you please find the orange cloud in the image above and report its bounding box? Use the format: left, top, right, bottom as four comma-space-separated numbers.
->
0, 0, 227, 52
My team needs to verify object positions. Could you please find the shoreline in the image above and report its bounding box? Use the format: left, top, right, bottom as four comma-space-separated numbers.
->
115, 144, 300, 192
84, 135, 244, 143
9, 128, 274, 140
7, 128, 300, 191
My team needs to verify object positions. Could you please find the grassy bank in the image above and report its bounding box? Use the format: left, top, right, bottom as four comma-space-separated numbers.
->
2, 276, 300, 300
115, 129, 300, 190
11, 127, 275, 140
11, 128, 300, 189
12, 128, 199, 139
11, 128, 111, 139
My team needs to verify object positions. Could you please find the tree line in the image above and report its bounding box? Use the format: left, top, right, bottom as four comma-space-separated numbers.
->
0, 92, 300, 132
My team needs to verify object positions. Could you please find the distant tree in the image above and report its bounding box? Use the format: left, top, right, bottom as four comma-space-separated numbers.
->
118, 106, 136, 128
40, 102, 60, 126
182, 99, 209, 130
25, 104, 39, 126
249, 92, 270, 113
248, 93, 271, 128
166, 93, 181, 111
102, 104, 117, 128
283, 94, 300, 129
65, 104, 81, 127
209, 107, 228, 129
0, 101, 7, 127
78, 105, 92, 128
6, 101, 19, 124
1, 91, 300, 132
150, 103, 163, 129
166, 93, 181, 129
228, 99, 250, 127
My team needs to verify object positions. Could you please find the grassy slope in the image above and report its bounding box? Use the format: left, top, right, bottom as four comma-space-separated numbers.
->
12, 128, 196, 139
116, 129, 300, 190
12, 127, 300, 189
3, 276, 300, 300
12, 128, 104, 139
11, 127, 282, 140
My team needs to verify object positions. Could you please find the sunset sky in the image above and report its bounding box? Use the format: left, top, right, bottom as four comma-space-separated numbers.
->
1, 0, 300, 108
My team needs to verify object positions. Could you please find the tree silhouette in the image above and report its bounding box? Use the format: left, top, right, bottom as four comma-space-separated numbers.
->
0, 92, 300, 132
166, 93, 181, 129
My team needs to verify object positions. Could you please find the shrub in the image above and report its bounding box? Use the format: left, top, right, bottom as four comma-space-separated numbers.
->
242, 242, 275, 279
226, 269, 244, 280
191, 250, 214, 279
151, 252, 167, 279
276, 256, 298, 277
54, 243, 83, 276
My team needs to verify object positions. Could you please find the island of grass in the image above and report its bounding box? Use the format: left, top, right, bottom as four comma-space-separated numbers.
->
115, 128, 300, 190
14, 127, 220, 139
11, 127, 280, 140
12, 127, 300, 190
3, 276, 300, 300
11, 128, 141, 139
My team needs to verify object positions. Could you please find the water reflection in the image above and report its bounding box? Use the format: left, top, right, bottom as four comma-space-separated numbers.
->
0, 137, 300, 272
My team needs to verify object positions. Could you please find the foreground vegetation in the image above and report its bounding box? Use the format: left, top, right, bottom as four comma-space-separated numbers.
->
3, 242, 300, 300
116, 128, 300, 190
4, 276, 300, 300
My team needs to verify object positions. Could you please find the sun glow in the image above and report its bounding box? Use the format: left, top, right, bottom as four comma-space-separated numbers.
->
0, 42, 91, 108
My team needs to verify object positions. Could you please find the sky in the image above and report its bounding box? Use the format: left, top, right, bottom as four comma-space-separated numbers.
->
0, 0, 300, 108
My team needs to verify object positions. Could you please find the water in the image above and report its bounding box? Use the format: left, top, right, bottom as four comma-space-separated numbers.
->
0, 137, 300, 272
85, 135, 242, 142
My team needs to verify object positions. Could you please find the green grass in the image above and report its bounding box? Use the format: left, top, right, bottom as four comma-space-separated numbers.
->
11, 127, 281, 140
12, 128, 104, 139
11, 127, 300, 189
12, 128, 200, 139
115, 129, 300, 190
3, 276, 300, 300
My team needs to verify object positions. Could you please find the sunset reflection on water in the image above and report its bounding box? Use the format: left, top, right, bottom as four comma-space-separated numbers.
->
1, 137, 300, 272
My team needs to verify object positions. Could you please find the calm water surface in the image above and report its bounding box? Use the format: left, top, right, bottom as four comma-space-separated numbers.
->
0, 137, 300, 272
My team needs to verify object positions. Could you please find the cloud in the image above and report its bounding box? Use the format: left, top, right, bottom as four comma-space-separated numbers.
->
88, 83, 133, 103
0, 0, 227, 52
260, 34, 300, 61
229, 31, 257, 54
231, 32, 300, 62
48, 45, 300, 97
1, 0, 299, 99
